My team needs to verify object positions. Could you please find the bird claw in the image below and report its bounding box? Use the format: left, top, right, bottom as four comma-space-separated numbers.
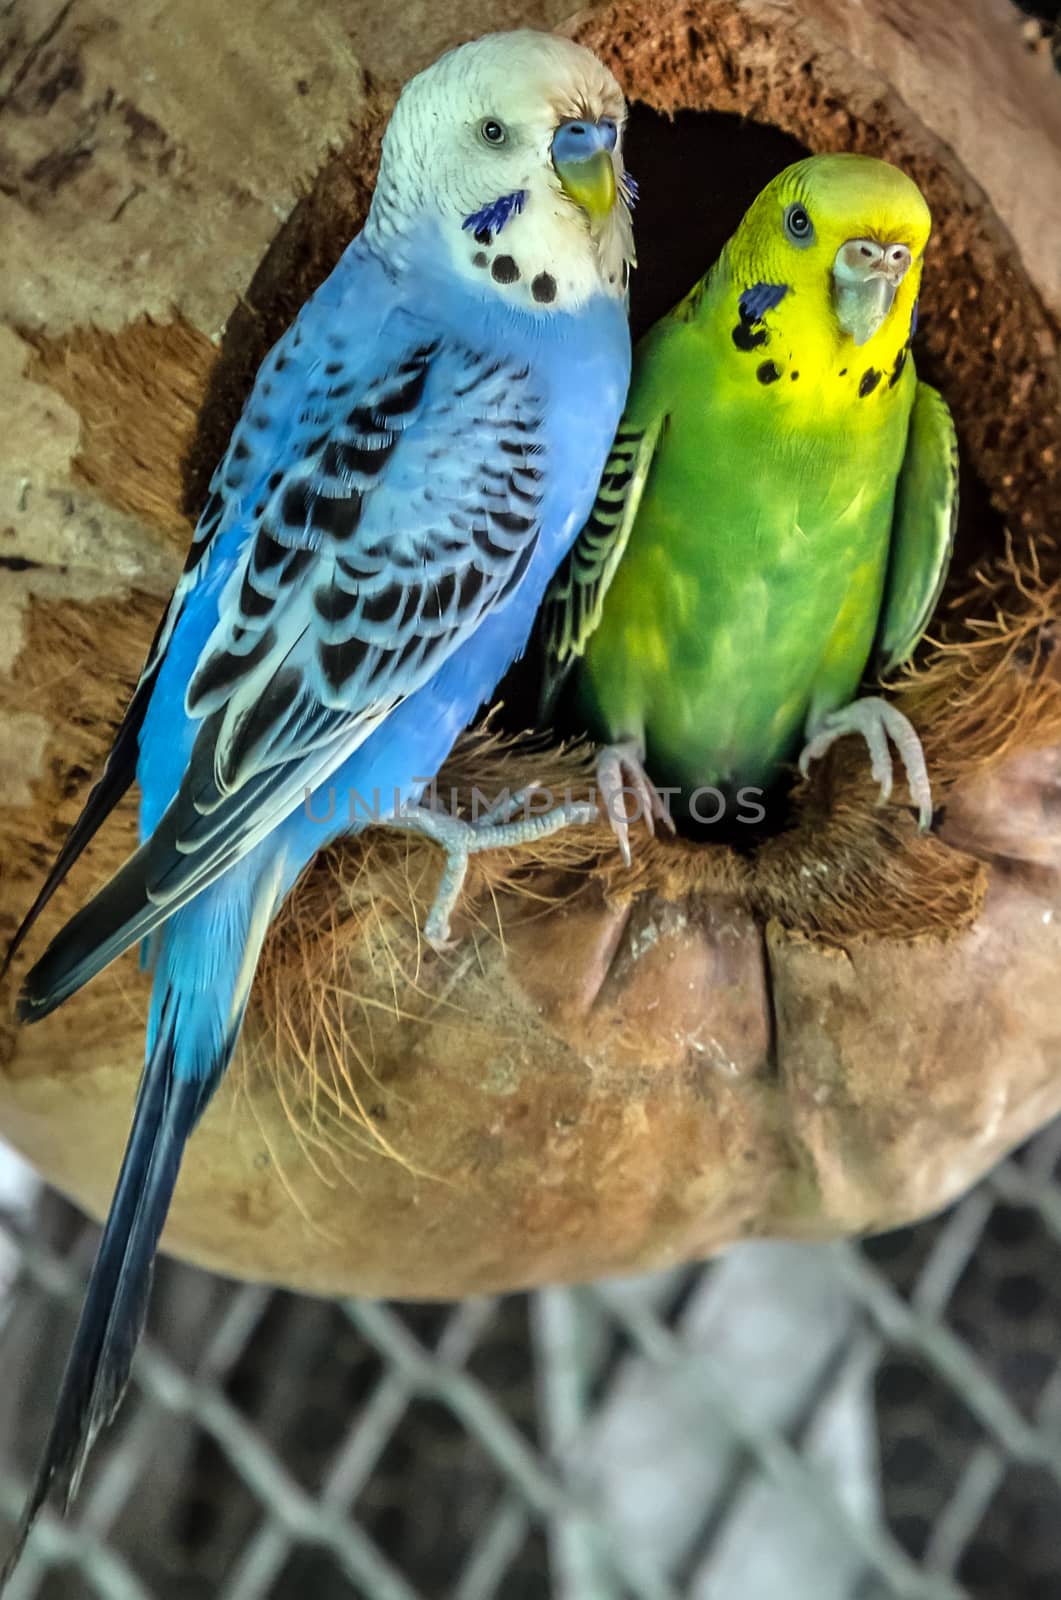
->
392, 786, 600, 947
596, 740, 676, 867
799, 696, 933, 830
423, 918, 460, 956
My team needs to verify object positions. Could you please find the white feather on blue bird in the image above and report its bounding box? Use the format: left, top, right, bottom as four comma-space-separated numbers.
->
2, 29, 634, 1568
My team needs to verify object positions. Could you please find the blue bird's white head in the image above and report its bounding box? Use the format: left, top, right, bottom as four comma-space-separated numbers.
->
366, 30, 636, 310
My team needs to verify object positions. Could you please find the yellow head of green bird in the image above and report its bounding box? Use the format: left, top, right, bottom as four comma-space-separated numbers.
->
696, 152, 932, 425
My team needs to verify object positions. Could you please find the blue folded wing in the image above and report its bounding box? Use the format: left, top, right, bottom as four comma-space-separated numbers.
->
21, 309, 551, 1016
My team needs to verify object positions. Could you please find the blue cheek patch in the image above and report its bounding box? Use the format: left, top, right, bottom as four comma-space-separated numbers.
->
910, 297, 919, 339
462, 190, 526, 240
621, 170, 639, 208
739, 282, 790, 323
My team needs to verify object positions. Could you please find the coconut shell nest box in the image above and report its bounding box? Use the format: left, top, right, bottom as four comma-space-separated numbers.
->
1, 0, 1060, 1298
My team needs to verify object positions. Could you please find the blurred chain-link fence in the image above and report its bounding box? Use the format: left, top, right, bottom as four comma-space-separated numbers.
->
1, 1120, 1061, 1599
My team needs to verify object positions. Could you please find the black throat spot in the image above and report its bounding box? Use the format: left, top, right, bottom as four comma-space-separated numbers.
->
732, 311, 769, 353
491, 255, 520, 286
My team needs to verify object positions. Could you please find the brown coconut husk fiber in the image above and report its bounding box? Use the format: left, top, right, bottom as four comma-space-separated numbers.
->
1, 0, 1060, 1296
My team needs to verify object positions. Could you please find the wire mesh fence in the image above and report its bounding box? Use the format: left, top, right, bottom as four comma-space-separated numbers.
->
1, 1118, 1061, 1599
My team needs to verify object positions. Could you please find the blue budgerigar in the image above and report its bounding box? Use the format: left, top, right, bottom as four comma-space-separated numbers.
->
3, 30, 634, 1564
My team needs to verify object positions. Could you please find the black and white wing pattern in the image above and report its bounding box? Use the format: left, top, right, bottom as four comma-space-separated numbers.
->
184, 340, 544, 791
21, 328, 549, 1014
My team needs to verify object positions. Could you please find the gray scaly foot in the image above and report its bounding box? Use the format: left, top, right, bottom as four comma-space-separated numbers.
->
387, 785, 598, 950
798, 695, 933, 830
596, 738, 676, 868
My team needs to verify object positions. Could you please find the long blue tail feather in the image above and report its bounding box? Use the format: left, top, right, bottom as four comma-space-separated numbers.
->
1, 997, 223, 1580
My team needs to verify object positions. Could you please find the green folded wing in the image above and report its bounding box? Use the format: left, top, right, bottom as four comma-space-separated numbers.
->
538, 413, 665, 720
875, 381, 959, 674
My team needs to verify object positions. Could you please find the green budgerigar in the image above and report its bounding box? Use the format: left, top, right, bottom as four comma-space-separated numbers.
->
540, 153, 957, 859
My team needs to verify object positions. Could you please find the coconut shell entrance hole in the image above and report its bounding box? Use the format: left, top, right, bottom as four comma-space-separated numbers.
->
1, 0, 1059, 1298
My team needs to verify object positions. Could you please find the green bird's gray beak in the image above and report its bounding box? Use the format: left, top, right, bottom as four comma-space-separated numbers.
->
833, 238, 914, 345
552, 117, 618, 225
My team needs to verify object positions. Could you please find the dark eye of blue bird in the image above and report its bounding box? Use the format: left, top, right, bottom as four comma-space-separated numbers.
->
784, 203, 814, 246
481, 119, 507, 146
